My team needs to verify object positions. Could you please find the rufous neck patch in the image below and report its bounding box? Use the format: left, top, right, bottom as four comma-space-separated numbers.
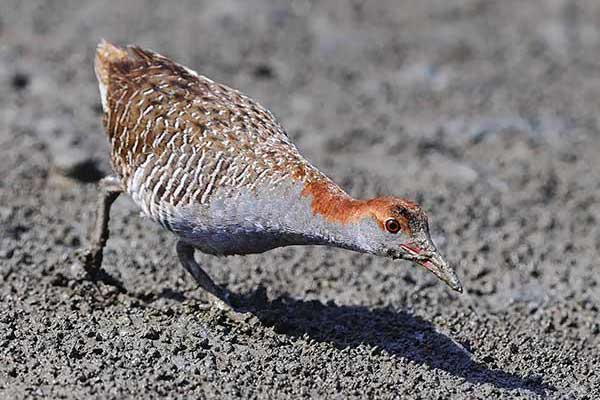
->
301, 181, 416, 234
300, 181, 364, 224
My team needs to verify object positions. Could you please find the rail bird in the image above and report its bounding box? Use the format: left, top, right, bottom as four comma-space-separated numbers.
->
79, 41, 462, 307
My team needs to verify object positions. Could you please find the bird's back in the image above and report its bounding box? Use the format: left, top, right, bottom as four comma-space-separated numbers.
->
94, 42, 330, 232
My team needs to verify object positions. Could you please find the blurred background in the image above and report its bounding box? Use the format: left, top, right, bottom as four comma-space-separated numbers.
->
1, 1, 599, 398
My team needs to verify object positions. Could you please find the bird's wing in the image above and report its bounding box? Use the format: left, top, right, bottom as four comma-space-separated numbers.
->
95, 42, 326, 207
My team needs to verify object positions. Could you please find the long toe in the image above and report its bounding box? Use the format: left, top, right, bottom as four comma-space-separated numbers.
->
210, 287, 237, 310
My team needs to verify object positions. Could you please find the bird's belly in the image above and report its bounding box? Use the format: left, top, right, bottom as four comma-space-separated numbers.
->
125, 174, 321, 256
174, 227, 304, 256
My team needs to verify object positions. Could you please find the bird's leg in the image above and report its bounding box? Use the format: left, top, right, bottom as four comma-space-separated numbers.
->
176, 241, 234, 310
76, 176, 124, 290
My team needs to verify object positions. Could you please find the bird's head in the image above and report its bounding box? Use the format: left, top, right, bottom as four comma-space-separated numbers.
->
301, 181, 462, 292
359, 197, 462, 292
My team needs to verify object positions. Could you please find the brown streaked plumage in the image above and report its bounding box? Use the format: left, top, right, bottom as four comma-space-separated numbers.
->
79, 41, 462, 309
95, 42, 325, 209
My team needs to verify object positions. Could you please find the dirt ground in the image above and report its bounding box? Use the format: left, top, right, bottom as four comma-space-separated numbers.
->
1, 1, 599, 398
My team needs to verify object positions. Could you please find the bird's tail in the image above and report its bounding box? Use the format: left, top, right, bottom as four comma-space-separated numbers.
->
94, 40, 129, 112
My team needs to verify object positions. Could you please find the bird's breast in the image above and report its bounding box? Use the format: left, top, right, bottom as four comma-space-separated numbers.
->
131, 180, 327, 255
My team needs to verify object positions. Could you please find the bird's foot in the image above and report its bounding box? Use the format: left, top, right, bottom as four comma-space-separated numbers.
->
208, 287, 243, 312
73, 247, 126, 294
75, 246, 101, 272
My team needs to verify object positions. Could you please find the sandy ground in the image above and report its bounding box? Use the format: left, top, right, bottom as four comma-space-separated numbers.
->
1, 0, 599, 398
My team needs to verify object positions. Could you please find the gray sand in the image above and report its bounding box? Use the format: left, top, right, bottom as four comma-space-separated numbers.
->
1, 1, 599, 398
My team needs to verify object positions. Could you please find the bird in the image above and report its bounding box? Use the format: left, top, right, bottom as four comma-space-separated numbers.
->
79, 41, 462, 308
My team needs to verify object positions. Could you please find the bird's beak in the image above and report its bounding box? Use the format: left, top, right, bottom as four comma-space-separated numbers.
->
400, 242, 463, 293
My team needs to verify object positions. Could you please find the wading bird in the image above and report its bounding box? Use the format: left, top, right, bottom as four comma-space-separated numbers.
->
79, 41, 462, 307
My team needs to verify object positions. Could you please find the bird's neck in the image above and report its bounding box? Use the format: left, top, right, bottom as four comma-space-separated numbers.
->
220, 179, 376, 253
300, 180, 366, 222
296, 180, 379, 252
170, 179, 380, 256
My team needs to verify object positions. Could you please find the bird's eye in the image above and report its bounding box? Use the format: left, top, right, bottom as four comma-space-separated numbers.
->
385, 218, 401, 234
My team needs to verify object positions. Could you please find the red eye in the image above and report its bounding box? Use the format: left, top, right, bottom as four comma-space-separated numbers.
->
385, 218, 401, 234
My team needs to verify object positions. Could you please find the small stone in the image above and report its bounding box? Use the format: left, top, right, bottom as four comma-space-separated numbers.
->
11, 72, 29, 90
543, 321, 555, 333
50, 273, 69, 287
252, 64, 274, 79
142, 327, 160, 340
198, 338, 211, 350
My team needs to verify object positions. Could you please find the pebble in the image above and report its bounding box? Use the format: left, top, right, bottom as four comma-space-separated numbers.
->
11, 72, 29, 90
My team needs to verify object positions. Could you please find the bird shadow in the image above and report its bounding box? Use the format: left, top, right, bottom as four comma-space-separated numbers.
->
228, 287, 555, 397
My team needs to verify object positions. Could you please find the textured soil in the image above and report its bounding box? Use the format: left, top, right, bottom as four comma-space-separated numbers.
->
1, 1, 599, 398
